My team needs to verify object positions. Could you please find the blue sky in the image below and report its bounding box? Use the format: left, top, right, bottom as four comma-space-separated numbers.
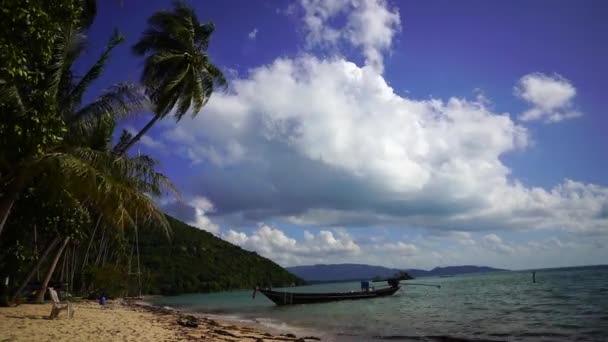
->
81, 0, 608, 270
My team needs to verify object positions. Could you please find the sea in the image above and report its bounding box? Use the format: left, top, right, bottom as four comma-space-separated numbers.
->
152, 265, 608, 341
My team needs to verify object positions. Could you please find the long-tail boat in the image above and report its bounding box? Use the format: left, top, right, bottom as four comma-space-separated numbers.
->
255, 279, 401, 306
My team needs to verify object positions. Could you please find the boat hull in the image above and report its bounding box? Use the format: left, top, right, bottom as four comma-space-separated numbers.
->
258, 286, 400, 305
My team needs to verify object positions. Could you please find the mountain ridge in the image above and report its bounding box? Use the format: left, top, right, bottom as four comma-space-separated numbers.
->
287, 263, 507, 282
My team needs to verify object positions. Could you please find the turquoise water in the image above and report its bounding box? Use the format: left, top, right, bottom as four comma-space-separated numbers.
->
153, 265, 608, 341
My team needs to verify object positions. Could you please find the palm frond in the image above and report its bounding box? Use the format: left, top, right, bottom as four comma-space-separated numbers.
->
194, 22, 214, 50
0, 82, 26, 114
70, 82, 148, 124
204, 60, 228, 89
70, 29, 125, 105
35, 149, 178, 236
48, 26, 87, 101
80, 0, 97, 30
132, 28, 187, 56
132, 0, 225, 122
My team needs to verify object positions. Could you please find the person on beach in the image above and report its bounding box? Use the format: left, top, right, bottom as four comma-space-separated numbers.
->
99, 291, 107, 307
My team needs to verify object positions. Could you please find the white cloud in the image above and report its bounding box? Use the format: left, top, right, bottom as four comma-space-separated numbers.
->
221, 224, 607, 269
380, 241, 418, 255
248, 28, 258, 40
300, 0, 400, 72
480, 233, 514, 255
187, 196, 220, 234
150, 2, 607, 271
515, 72, 581, 123
431, 231, 476, 246
223, 225, 360, 265
139, 135, 165, 150
160, 55, 608, 236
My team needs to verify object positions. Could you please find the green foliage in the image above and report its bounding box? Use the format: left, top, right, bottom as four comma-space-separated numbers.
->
0, 0, 81, 83
0, 0, 81, 169
132, 0, 227, 119
0, 0, 171, 238
86, 264, 128, 298
136, 216, 304, 295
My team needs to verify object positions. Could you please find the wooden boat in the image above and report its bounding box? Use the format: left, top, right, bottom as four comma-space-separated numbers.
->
257, 285, 401, 306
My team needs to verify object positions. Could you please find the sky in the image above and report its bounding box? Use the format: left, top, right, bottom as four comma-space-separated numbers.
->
81, 0, 608, 270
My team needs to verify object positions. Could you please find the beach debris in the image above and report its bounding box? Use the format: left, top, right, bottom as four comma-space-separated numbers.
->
176, 315, 199, 328
303, 337, 321, 341
282, 333, 297, 338
212, 328, 238, 338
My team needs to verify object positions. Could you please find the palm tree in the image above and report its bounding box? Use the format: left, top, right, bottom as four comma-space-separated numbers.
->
117, 0, 227, 155
0, 22, 164, 237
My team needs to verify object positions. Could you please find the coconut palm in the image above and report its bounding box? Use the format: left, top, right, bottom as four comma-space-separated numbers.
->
117, 0, 227, 155
0, 22, 167, 237
16, 21, 180, 296
1, 0, 183, 302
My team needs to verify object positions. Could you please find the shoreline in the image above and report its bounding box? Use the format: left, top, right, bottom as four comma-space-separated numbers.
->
133, 298, 330, 341
0, 298, 326, 341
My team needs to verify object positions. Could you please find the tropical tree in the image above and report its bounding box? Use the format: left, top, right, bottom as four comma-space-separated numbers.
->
0, 0, 180, 299
117, 0, 227, 155
0, 8, 163, 238
0, 0, 85, 237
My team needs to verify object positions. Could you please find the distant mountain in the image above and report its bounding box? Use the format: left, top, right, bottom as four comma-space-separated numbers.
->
287, 263, 506, 282
407, 265, 507, 278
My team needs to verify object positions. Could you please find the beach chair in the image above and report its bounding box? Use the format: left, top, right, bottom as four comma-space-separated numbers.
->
48, 287, 74, 319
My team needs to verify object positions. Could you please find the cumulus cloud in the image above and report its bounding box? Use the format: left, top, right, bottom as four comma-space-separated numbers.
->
149, 1, 607, 270
185, 196, 221, 234
430, 231, 476, 246
515, 72, 581, 123
248, 28, 258, 39
481, 233, 514, 254
300, 0, 400, 72
380, 241, 418, 255
159, 55, 608, 236
223, 225, 360, 265
222, 224, 606, 269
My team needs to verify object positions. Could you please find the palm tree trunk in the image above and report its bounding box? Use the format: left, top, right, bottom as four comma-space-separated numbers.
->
35, 237, 70, 303
118, 114, 160, 155
69, 244, 77, 294
81, 215, 102, 270
0, 191, 18, 238
79, 216, 102, 293
0, 174, 26, 238
12, 237, 60, 302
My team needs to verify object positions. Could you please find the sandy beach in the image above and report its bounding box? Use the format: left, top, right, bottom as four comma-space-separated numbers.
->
0, 300, 321, 342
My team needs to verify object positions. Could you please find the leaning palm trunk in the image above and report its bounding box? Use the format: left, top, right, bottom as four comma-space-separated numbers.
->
0, 193, 17, 238
35, 237, 70, 303
116, 114, 160, 155
0, 175, 27, 238
12, 237, 61, 303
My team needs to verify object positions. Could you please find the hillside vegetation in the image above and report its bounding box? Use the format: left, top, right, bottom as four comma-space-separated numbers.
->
136, 216, 304, 295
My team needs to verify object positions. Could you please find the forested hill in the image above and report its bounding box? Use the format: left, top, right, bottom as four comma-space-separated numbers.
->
136, 216, 303, 295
